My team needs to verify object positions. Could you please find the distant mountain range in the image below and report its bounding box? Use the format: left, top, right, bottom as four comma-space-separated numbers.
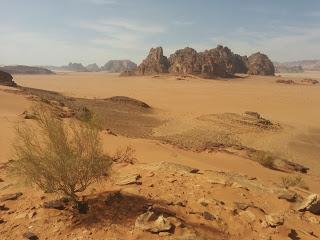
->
275, 60, 320, 73
0, 65, 55, 75
45, 60, 137, 73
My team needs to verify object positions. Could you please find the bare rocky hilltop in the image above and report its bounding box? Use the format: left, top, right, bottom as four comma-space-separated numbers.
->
0, 70, 17, 86
135, 46, 275, 78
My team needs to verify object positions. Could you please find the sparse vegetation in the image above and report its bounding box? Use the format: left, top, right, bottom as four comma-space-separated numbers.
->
281, 175, 308, 190
12, 104, 112, 204
250, 151, 275, 169
112, 146, 137, 165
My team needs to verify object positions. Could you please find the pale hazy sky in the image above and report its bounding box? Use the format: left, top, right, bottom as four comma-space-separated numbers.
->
1, 0, 320, 65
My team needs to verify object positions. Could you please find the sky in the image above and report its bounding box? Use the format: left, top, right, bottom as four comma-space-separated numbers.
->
0, 0, 320, 66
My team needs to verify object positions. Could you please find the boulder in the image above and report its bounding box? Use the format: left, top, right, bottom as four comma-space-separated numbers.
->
278, 192, 297, 202
247, 52, 275, 76
0, 70, 17, 87
116, 173, 141, 186
265, 214, 284, 227
137, 47, 170, 75
298, 194, 320, 214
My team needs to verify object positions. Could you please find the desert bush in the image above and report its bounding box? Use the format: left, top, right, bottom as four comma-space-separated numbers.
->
250, 151, 275, 169
281, 175, 308, 190
112, 146, 137, 165
12, 104, 112, 203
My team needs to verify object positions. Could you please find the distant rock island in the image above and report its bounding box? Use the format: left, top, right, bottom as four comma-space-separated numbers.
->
0, 65, 54, 75
135, 45, 275, 78
101, 60, 137, 73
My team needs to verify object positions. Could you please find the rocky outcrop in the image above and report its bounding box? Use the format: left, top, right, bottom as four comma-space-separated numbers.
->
168, 47, 200, 75
137, 46, 274, 77
168, 45, 247, 78
298, 194, 320, 214
137, 47, 170, 75
102, 60, 137, 73
0, 65, 54, 75
247, 52, 275, 76
0, 70, 17, 87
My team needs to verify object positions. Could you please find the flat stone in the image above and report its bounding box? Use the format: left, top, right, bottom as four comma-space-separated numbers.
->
116, 174, 141, 186
234, 202, 251, 211
0, 192, 23, 202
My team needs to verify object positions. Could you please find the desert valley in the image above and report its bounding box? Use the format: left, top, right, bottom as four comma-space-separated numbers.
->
0, 44, 320, 240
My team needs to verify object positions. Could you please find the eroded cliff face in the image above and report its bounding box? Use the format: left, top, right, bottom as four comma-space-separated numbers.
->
137, 47, 170, 75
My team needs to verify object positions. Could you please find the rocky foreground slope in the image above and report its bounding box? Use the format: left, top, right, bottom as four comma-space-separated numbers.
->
136, 46, 275, 78
0, 160, 319, 240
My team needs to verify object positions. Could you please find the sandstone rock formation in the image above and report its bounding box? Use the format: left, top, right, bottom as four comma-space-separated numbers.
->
247, 52, 275, 76
137, 47, 170, 75
137, 46, 274, 77
168, 45, 246, 77
102, 60, 137, 73
0, 70, 17, 87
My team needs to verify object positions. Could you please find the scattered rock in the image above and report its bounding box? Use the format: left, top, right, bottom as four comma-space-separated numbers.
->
135, 211, 172, 233
198, 198, 210, 207
301, 78, 319, 85
234, 202, 251, 211
43, 200, 65, 210
276, 79, 296, 85
282, 159, 309, 173
265, 214, 284, 227
239, 210, 256, 223
202, 211, 215, 221
0, 192, 23, 202
0, 204, 9, 211
189, 168, 200, 174
297, 194, 320, 214
116, 174, 141, 186
278, 192, 297, 202
0, 218, 5, 224
107, 96, 151, 109
21, 110, 37, 119
23, 231, 38, 240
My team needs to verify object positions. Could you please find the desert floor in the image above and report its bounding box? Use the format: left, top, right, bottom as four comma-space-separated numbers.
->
0, 72, 320, 239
